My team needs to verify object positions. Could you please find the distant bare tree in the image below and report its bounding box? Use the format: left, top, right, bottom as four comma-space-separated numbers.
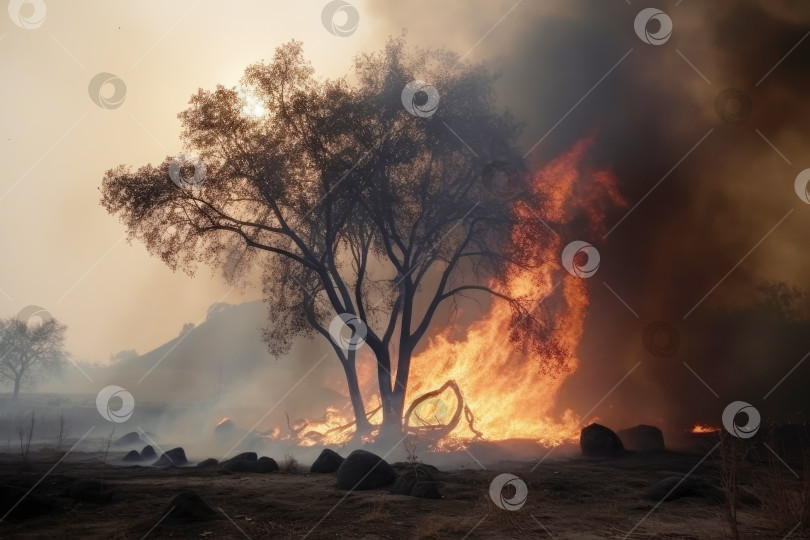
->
55, 409, 66, 454
0, 315, 68, 399
101, 37, 562, 439
17, 411, 35, 469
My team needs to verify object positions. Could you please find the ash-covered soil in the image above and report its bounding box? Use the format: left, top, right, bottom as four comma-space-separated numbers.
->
0, 447, 797, 539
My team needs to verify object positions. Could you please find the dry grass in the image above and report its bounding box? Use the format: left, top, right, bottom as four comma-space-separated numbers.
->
716, 434, 753, 540
413, 516, 470, 539
756, 448, 810, 536
357, 495, 393, 523
280, 453, 302, 473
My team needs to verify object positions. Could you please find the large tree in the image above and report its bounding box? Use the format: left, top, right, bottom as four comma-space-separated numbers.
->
101, 37, 560, 440
0, 314, 67, 400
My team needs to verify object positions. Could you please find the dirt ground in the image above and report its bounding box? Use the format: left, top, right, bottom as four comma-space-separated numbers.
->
0, 447, 799, 539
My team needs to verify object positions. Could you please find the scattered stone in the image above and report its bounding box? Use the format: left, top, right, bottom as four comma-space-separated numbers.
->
113, 431, 142, 447
66, 479, 113, 503
392, 462, 439, 474
153, 447, 188, 467
255, 457, 279, 473
164, 491, 216, 522
580, 423, 624, 458
219, 452, 257, 472
122, 450, 142, 462
310, 449, 344, 473
221, 452, 257, 468
221, 456, 278, 473
140, 445, 157, 461
618, 425, 665, 452
392, 471, 419, 495
411, 481, 443, 499
0, 485, 56, 519
196, 458, 219, 468
337, 450, 395, 490
392, 468, 435, 496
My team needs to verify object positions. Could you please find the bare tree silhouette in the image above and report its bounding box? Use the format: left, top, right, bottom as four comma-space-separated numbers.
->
0, 316, 67, 400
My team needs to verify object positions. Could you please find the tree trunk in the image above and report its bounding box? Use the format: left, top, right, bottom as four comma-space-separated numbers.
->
340, 357, 371, 434
12, 375, 20, 400
377, 348, 413, 444
374, 347, 402, 442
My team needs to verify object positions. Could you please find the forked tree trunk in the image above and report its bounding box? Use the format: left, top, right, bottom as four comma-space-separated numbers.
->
12, 376, 21, 400
377, 350, 412, 443
340, 358, 371, 435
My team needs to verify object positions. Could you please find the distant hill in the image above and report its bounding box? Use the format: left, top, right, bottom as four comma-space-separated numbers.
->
36, 301, 348, 423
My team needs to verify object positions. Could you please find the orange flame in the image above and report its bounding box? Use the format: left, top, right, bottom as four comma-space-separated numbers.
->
279, 138, 625, 449
691, 423, 721, 434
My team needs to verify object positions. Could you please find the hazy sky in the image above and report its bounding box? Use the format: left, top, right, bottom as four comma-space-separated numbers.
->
0, 0, 391, 362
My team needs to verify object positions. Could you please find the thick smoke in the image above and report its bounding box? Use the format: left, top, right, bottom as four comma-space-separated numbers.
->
369, 0, 810, 440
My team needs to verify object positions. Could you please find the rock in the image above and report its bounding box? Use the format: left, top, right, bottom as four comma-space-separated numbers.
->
140, 445, 157, 461
221, 456, 278, 473
411, 481, 443, 499
580, 423, 624, 458
153, 447, 188, 467
164, 491, 216, 522
255, 457, 279, 473
392, 462, 439, 474
66, 479, 113, 503
337, 450, 395, 490
113, 431, 142, 447
219, 452, 257, 472
617, 425, 665, 451
122, 450, 142, 462
645, 476, 695, 501
310, 449, 344, 473
392, 471, 419, 495
392, 468, 435, 496
196, 458, 219, 468
221, 452, 257, 468
0, 485, 56, 520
